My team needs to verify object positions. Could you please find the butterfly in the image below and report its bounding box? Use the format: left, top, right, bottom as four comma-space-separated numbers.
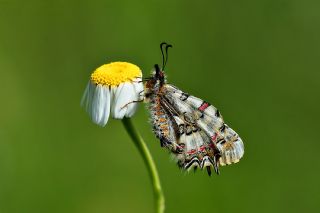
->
144, 42, 244, 176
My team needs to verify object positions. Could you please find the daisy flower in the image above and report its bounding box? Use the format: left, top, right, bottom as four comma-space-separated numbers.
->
81, 62, 143, 126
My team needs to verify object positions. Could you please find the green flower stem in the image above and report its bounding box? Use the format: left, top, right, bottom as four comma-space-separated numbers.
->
122, 118, 165, 213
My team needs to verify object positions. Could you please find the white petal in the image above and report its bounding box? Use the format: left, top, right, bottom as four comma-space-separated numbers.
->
80, 81, 90, 108
81, 81, 95, 116
125, 81, 144, 117
91, 85, 110, 126
87, 82, 96, 118
111, 81, 143, 119
110, 83, 125, 119
111, 82, 133, 119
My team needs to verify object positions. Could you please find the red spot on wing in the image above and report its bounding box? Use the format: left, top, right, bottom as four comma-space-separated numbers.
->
209, 143, 215, 149
198, 102, 209, 111
187, 149, 197, 155
199, 145, 206, 152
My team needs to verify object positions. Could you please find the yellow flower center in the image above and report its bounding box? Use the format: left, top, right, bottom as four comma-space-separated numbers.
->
91, 62, 142, 86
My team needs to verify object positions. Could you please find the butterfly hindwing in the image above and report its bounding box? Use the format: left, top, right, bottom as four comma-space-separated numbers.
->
170, 115, 219, 175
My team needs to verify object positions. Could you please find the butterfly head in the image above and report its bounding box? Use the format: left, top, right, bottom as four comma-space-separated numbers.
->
144, 64, 165, 94
154, 64, 165, 82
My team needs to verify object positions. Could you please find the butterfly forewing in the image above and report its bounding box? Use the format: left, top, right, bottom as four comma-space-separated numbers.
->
161, 84, 244, 170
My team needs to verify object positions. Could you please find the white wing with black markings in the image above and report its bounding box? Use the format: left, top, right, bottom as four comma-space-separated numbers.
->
161, 84, 244, 174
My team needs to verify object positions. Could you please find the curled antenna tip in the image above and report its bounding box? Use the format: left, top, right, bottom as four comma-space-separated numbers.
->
159, 42, 173, 70
160, 42, 167, 47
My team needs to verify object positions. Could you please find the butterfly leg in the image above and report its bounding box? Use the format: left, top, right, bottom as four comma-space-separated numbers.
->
138, 90, 145, 96
120, 90, 145, 109
120, 99, 144, 109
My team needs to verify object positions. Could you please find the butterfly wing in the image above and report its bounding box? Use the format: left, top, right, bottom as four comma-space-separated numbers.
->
162, 84, 244, 170
147, 90, 219, 175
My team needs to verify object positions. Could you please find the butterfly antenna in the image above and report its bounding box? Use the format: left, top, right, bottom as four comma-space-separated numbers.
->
160, 42, 167, 70
163, 43, 173, 69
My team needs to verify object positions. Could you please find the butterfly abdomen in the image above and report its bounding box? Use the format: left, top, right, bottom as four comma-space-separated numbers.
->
148, 95, 177, 149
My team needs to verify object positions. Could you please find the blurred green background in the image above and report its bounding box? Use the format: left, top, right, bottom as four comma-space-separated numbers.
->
1, 0, 319, 212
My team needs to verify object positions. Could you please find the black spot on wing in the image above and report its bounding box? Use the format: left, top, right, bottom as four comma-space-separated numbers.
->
185, 124, 193, 135
217, 138, 226, 145
184, 157, 201, 169
219, 124, 226, 132
178, 124, 185, 135
180, 92, 189, 101
215, 109, 221, 118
